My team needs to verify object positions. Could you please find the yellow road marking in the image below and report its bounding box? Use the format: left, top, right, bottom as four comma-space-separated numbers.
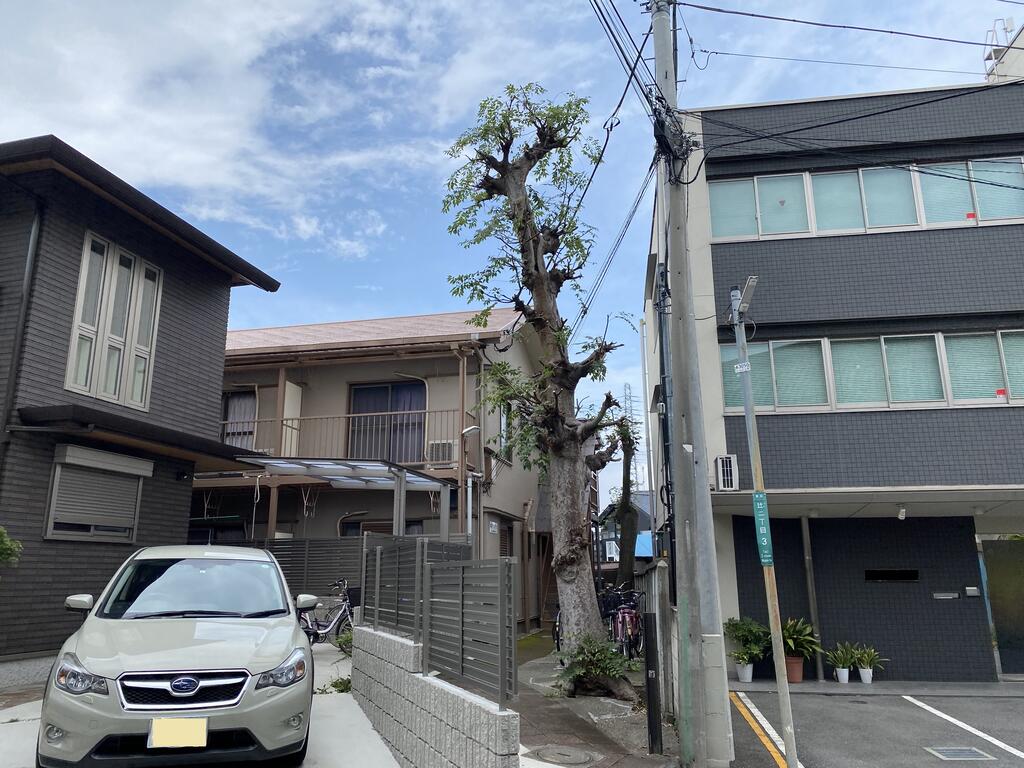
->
730, 691, 786, 768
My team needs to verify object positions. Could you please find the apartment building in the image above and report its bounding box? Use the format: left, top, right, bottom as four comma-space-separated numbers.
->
0, 135, 277, 662
190, 309, 548, 629
643, 82, 1024, 681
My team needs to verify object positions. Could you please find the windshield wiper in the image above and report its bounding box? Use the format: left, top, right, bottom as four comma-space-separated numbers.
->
127, 610, 245, 619
241, 608, 290, 618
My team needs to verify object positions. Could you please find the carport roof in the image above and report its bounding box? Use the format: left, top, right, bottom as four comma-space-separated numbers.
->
235, 456, 455, 491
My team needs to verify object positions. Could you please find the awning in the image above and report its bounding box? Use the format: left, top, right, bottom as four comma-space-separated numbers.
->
231, 456, 455, 491
16, 404, 259, 473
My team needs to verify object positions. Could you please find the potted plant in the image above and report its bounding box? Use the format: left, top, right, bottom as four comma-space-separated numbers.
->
780, 618, 821, 684
0, 526, 21, 582
855, 646, 887, 684
724, 617, 770, 683
824, 642, 859, 684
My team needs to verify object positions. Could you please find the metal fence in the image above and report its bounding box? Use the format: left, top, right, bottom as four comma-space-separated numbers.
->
240, 537, 365, 600
360, 535, 517, 707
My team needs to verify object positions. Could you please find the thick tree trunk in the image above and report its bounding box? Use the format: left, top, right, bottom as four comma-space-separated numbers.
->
548, 448, 604, 649
614, 439, 637, 590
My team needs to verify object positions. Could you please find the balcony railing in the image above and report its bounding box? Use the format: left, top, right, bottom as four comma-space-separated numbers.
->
220, 409, 467, 467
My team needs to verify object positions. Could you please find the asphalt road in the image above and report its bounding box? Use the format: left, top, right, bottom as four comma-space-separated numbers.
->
731, 690, 1024, 767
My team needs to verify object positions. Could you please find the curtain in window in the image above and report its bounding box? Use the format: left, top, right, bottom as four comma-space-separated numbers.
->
757, 175, 809, 234
709, 179, 757, 237
811, 172, 864, 231
884, 336, 944, 402
389, 382, 426, 463
222, 391, 257, 448
720, 343, 774, 407
944, 334, 1006, 400
831, 339, 887, 404
1002, 332, 1024, 398
972, 159, 1024, 220
920, 163, 975, 224
349, 386, 392, 459
772, 341, 828, 406
862, 168, 918, 227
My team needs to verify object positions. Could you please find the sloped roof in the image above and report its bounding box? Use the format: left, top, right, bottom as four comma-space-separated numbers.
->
226, 308, 519, 356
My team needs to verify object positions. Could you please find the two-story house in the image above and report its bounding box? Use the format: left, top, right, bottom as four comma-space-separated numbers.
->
0, 135, 278, 667
189, 309, 549, 630
644, 82, 1024, 682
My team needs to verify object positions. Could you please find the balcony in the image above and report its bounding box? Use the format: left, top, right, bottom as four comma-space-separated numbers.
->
220, 409, 469, 468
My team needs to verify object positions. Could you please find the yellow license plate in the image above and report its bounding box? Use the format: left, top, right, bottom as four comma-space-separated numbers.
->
148, 717, 208, 749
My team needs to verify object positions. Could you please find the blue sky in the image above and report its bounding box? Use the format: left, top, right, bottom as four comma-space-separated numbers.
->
1, 0, 1015, 499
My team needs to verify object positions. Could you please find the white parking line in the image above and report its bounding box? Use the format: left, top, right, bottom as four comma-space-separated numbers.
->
736, 692, 806, 768
902, 695, 1024, 760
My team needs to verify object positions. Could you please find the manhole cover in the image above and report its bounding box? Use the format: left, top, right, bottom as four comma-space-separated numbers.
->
532, 746, 595, 765
925, 747, 996, 761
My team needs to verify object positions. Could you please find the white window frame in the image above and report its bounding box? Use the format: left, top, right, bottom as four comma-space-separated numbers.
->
997, 330, 1024, 401
829, 337, 889, 410
769, 339, 831, 411
708, 156, 1024, 244
880, 334, 945, 407
941, 332, 1008, 405
65, 232, 163, 411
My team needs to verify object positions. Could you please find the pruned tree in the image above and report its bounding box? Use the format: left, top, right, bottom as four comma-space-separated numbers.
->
612, 420, 639, 590
444, 83, 631, 653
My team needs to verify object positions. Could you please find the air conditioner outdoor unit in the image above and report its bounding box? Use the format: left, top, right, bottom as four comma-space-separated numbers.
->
715, 454, 739, 492
426, 440, 457, 465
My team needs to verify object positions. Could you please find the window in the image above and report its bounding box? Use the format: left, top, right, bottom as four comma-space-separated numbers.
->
999, 331, 1024, 398
919, 163, 975, 224
882, 336, 944, 402
720, 343, 773, 408
222, 390, 258, 448
944, 334, 1006, 401
66, 234, 163, 409
831, 339, 887, 406
349, 381, 426, 463
756, 175, 808, 234
862, 168, 918, 227
495, 403, 513, 461
811, 172, 864, 231
46, 444, 152, 543
771, 341, 828, 406
972, 158, 1024, 220
709, 179, 757, 237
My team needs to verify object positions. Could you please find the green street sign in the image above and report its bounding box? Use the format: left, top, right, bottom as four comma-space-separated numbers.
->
752, 490, 774, 566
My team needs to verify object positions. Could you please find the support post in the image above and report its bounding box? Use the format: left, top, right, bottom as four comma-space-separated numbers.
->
497, 559, 508, 711
645, 611, 664, 755
373, 546, 382, 632
274, 366, 287, 454
392, 469, 407, 536
457, 350, 467, 528
655, 560, 675, 716
801, 516, 825, 682
266, 484, 279, 542
439, 484, 451, 542
422, 561, 432, 674
730, 284, 799, 768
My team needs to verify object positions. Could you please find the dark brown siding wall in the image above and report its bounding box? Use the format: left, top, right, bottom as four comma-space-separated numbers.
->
9, 171, 231, 440
0, 434, 193, 658
0, 183, 33, 410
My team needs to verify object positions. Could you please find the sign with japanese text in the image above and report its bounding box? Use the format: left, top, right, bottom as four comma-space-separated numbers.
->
752, 490, 774, 566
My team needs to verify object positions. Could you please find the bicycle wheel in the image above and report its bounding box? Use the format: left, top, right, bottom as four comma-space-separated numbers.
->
552, 612, 561, 653
635, 614, 645, 656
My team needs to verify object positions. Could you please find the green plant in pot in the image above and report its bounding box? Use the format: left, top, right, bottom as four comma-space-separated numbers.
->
724, 617, 770, 683
0, 526, 22, 582
780, 618, 821, 683
824, 642, 859, 684
854, 646, 887, 684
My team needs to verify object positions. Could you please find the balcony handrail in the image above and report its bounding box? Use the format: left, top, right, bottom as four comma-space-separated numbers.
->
219, 408, 460, 426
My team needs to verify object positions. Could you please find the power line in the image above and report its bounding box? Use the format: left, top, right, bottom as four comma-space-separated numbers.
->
695, 49, 998, 77
679, 3, 1024, 53
996, 0, 1024, 6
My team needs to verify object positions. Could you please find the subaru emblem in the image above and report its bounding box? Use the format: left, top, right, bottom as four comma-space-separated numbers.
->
170, 676, 199, 695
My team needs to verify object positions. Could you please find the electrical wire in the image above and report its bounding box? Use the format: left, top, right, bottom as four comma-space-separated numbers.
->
679, 3, 1024, 53
695, 50, 999, 77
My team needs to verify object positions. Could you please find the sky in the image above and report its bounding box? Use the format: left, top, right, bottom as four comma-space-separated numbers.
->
1, 0, 1015, 503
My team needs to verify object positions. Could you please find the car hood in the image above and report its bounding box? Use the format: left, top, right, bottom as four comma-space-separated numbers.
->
70, 616, 302, 679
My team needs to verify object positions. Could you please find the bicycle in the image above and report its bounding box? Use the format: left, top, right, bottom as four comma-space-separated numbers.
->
299, 579, 353, 647
599, 585, 645, 659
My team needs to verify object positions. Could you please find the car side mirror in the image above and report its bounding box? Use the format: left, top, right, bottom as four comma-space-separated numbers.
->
65, 594, 94, 613
295, 594, 318, 612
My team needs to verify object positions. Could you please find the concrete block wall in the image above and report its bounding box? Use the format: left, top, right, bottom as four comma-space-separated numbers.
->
352, 625, 520, 768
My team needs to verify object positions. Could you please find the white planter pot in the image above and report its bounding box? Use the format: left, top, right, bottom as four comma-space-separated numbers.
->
736, 663, 754, 683
835, 668, 850, 684
858, 667, 873, 684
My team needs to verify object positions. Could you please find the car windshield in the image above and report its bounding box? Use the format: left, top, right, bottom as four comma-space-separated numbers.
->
98, 558, 289, 619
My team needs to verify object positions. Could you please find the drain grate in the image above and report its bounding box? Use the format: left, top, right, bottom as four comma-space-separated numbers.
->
925, 747, 996, 761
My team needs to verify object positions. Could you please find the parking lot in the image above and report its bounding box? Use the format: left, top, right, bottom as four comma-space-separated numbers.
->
731, 689, 1024, 767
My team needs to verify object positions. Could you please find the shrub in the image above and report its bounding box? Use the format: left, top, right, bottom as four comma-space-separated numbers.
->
780, 618, 822, 660
334, 630, 353, 656
824, 642, 859, 670
557, 635, 629, 687
724, 617, 770, 664
0, 527, 22, 567
316, 677, 352, 694
854, 646, 887, 671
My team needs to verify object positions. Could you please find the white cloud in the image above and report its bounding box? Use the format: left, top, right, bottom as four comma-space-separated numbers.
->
331, 237, 370, 260
292, 214, 322, 240
355, 284, 384, 292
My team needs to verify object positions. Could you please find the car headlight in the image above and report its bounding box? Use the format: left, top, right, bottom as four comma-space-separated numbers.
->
54, 653, 108, 695
256, 649, 307, 690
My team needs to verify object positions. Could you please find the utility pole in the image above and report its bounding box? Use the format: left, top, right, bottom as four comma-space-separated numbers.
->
729, 280, 799, 768
649, 1, 732, 765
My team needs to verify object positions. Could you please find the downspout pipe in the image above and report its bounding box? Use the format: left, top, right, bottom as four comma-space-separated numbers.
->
0, 193, 43, 453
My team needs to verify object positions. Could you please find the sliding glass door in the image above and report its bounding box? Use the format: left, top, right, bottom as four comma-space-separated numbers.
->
348, 382, 426, 463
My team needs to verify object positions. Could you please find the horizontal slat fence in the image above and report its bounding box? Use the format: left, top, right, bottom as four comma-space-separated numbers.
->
237, 537, 364, 601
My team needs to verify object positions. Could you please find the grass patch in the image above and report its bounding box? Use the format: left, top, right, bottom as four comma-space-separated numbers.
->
315, 676, 352, 694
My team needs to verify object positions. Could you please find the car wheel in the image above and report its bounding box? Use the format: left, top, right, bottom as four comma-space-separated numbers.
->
279, 734, 308, 766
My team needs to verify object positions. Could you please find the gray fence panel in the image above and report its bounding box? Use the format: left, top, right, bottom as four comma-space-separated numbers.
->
237, 537, 364, 598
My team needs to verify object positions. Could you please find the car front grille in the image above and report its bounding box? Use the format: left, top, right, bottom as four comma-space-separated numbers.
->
117, 670, 248, 711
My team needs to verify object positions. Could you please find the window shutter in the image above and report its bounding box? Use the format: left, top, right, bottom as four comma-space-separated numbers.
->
811, 172, 864, 231
499, 525, 512, 557
862, 168, 918, 227
831, 339, 887, 405
709, 179, 757, 237
884, 336, 944, 402
945, 334, 1006, 401
920, 163, 974, 224
756, 175, 809, 234
771, 341, 828, 406
1002, 332, 1024, 398
50, 465, 141, 539
720, 343, 774, 407
973, 159, 1024, 220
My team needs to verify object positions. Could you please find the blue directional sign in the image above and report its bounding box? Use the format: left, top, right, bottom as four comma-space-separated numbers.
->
752, 491, 774, 566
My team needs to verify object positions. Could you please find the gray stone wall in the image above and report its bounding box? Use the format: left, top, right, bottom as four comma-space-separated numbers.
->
352, 625, 519, 768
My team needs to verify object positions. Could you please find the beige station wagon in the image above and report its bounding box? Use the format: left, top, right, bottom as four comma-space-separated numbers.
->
37, 546, 317, 767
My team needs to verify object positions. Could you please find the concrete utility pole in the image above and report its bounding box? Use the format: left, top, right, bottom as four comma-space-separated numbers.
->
729, 280, 799, 768
649, 1, 732, 765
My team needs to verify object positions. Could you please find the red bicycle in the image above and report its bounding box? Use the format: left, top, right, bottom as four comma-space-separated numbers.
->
600, 586, 645, 659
